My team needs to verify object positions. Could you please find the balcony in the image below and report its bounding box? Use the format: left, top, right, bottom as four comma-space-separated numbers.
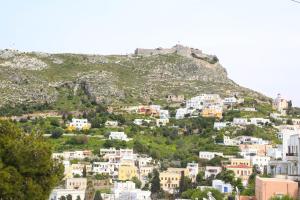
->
286, 153, 299, 161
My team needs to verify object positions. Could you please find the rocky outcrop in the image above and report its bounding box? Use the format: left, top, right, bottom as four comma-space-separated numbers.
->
0, 55, 48, 70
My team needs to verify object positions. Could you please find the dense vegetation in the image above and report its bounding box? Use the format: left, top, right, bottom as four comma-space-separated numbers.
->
0, 120, 64, 199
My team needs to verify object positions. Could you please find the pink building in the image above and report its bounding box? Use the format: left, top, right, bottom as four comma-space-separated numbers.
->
255, 176, 298, 200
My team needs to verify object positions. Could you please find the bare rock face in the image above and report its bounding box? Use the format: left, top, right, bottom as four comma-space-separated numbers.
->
0, 54, 48, 70
76, 71, 125, 104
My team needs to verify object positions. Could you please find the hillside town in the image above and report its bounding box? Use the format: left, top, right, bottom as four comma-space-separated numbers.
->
14, 93, 294, 200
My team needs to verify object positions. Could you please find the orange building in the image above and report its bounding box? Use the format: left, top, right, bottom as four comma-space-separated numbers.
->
255, 176, 298, 200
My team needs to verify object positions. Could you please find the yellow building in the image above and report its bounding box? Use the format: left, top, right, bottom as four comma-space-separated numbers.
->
118, 160, 138, 181
201, 107, 223, 119
230, 158, 251, 167
225, 164, 253, 185
159, 168, 188, 194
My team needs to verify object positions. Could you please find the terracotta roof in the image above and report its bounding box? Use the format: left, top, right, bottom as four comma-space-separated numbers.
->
225, 164, 252, 169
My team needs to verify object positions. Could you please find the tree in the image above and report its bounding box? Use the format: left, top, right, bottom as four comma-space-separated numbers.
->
94, 190, 103, 200
66, 194, 72, 200
216, 169, 235, 185
82, 165, 87, 177
181, 188, 223, 200
179, 174, 192, 194
50, 118, 60, 127
0, 120, 64, 200
60, 196, 66, 200
50, 127, 64, 139
76, 195, 81, 200
132, 176, 142, 189
150, 169, 161, 194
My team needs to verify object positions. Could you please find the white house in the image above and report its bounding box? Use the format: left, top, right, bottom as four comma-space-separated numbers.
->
109, 132, 130, 141
49, 188, 86, 200
199, 151, 223, 160
68, 118, 91, 130
212, 179, 233, 193
214, 122, 231, 130
186, 162, 199, 182
204, 166, 222, 179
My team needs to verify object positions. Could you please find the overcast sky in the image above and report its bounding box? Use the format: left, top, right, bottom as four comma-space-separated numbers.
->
1, 0, 300, 106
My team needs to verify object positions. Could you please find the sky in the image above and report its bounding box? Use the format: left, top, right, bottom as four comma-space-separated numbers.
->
1, 0, 300, 105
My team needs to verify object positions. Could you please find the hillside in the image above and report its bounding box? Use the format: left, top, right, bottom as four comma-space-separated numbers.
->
0, 45, 269, 111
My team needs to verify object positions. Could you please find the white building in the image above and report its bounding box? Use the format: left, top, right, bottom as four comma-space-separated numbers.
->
105, 120, 119, 127
267, 146, 282, 160
212, 179, 233, 193
104, 181, 151, 200
68, 118, 91, 130
65, 178, 87, 190
159, 110, 170, 119
239, 148, 258, 159
100, 148, 136, 163
250, 118, 271, 126
92, 162, 115, 176
233, 136, 270, 145
186, 162, 199, 182
175, 108, 190, 119
250, 156, 270, 172
49, 188, 86, 200
70, 164, 92, 177
273, 93, 289, 114
241, 107, 257, 112
233, 118, 249, 126
133, 119, 151, 126
292, 119, 300, 125
136, 156, 152, 167
52, 150, 92, 160
204, 166, 222, 179
199, 151, 223, 160
223, 97, 237, 105
109, 132, 130, 141
156, 118, 169, 127
223, 136, 239, 146
214, 122, 231, 130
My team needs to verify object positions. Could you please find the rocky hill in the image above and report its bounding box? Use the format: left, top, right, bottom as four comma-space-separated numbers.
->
0, 45, 269, 109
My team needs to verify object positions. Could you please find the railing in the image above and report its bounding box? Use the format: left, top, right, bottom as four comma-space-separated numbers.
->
286, 153, 298, 156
